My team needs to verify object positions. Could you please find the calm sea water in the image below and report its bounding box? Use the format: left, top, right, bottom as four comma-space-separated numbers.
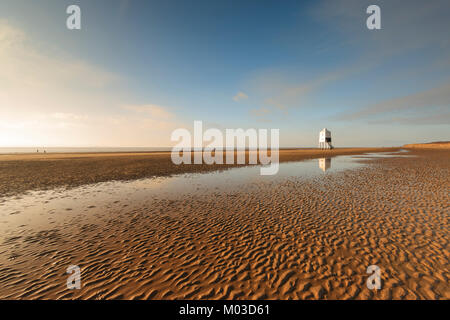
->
0, 147, 173, 154
0, 147, 319, 154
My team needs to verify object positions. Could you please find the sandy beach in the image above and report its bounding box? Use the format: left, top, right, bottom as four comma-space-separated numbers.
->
0, 148, 397, 197
0, 148, 448, 299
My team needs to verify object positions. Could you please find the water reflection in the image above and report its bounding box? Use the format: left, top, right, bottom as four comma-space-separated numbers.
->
0, 151, 414, 236
318, 158, 331, 172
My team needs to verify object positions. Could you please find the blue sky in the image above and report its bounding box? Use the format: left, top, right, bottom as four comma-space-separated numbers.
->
0, 0, 449, 147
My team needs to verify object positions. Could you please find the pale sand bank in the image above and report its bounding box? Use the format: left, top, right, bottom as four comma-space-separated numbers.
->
404, 141, 450, 149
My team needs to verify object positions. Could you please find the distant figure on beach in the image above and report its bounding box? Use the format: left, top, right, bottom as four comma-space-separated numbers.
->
36, 149, 39, 153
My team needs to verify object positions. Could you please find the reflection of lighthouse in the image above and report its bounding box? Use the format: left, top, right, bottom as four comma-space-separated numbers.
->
318, 158, 331, 172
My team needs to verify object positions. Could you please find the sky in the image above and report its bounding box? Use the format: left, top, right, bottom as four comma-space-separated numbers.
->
0, 0, 449, 148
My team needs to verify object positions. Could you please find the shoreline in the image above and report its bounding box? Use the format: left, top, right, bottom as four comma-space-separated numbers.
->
0, 148, 399, 197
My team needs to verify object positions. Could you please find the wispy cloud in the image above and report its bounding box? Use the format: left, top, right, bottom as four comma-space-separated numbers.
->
0, 20, 120, 114
337, 83, 450, 121
123, 104, 174, 119
368, 113, 450, 125
246, 62, 370, 118
246, 0, 450, 127
250, 107, 271, 117
0, 20, 186, 147
232, 91, 248, 102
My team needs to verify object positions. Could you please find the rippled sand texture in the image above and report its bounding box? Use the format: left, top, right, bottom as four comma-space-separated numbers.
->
0, 150, 448, 299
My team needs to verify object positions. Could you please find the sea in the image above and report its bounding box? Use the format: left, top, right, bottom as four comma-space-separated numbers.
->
0, 147, 173, 154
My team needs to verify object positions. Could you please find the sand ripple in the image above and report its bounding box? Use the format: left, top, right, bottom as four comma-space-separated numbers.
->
0, 150, 448, 299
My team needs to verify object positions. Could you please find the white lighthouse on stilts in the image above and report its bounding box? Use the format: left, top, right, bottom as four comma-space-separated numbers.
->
318, 128, 333, 149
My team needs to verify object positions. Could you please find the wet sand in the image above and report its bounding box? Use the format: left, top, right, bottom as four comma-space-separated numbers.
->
0, 147, 396, 197
0, 149, 448, 299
